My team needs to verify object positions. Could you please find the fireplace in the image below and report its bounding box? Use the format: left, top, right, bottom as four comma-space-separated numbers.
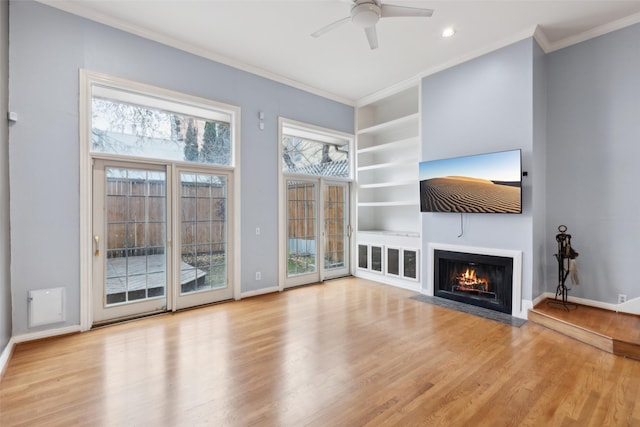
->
434, 249, 513, 314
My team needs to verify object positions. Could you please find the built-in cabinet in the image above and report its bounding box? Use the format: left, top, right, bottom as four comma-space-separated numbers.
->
358, 244, 419, 282
355, 84, 421, 289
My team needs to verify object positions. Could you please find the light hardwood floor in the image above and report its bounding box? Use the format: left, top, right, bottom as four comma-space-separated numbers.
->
1, 278, 639, 426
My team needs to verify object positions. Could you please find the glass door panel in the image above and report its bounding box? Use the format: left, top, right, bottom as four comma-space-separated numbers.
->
285, 179, 319, 287
176, 171, 232, 309
322, 182, 350, 279
93, 163, 168, 323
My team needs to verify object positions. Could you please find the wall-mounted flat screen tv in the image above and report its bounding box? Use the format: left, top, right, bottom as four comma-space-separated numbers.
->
419, 149, 522, 213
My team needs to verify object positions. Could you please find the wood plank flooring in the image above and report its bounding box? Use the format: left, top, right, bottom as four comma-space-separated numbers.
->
2, 278, 640, 426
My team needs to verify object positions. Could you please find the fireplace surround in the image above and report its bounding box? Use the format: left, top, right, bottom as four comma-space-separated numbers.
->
427, 244, 524, 318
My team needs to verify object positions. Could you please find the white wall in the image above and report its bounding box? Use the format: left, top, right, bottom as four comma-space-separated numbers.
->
421, 39, 536, 303
0, 0, 11, 353
8, 1, 353, 335
546, 23, 640, 304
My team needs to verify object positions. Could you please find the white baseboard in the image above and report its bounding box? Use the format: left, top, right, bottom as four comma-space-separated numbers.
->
240, 286, 280, 299
536, 292, 619, 312
355, 271, 421, 292
616, 296, 640, 315
532, 293, 548, 307
0, 337, 15, 379
12, 325, 82, 344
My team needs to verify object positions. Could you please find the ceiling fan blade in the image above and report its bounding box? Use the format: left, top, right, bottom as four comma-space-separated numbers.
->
311, 16, 351, 38
380, 4, 434, 18
364, 26, 378, 50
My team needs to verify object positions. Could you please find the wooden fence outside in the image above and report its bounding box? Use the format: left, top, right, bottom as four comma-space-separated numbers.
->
287, 182, 345, 265
105, 179, 345, 263
106, 178, 226, 258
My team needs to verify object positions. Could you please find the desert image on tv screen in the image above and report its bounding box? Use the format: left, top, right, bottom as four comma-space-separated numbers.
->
419, 150, 521, 213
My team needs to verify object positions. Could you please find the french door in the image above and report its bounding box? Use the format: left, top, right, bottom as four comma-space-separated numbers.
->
283, 178, 350, 288
92, 159, 233, 323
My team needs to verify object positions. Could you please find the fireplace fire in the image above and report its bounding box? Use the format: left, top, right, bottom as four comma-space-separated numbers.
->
435, 250, 513, 314
453, 268, 494, 295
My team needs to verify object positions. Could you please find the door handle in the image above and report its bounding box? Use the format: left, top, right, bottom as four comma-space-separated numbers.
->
347, 224, 353, 238
94, 235, 100, 256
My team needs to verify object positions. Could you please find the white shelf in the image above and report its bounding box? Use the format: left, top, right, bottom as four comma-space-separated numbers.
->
357, 136, 419, 155
357, 113, 419, 136
358, 201, 419, 207
358, 180, 415, 189
357, 160, 417, 172
358, 230, 421, 238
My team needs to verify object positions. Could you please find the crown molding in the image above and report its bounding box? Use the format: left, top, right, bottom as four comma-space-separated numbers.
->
533, 25, 552, 53
35, 0, 356, 106
544, 11, 640, 53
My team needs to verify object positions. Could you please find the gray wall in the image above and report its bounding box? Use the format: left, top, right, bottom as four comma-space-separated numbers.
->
531, 41, 547, 300
546, 23, 640, 303
420, 23, 640, 307
8, 1, 353, 335
0, 0, 11, 353
421, 39, 535, 303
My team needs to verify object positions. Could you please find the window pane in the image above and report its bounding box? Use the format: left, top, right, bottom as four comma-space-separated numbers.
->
282, 135, 350, 178
286, 181, 317, 277
92, 97, 232, 166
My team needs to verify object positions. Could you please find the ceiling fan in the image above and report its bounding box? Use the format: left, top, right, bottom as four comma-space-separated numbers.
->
311, 0, 434, 50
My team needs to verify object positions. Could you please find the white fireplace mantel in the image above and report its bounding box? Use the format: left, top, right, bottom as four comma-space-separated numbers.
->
426, 243, 525, 319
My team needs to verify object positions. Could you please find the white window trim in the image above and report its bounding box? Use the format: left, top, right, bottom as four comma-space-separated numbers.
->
79, 69, 242, 331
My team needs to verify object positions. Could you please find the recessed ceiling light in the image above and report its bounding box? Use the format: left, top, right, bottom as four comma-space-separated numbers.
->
442, 27, 456, 38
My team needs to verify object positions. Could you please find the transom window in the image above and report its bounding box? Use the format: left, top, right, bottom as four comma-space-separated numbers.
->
91, 85, 233, 166
282, 124, 351, 178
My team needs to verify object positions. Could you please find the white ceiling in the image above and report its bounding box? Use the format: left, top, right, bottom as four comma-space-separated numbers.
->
40, 0, 640, 104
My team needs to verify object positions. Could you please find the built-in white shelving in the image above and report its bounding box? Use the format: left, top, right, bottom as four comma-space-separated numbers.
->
357, 160, 417, 172
356, 136, 419, 155
356, 85, 421, 236
355, 84, 422, 289
358, 180, 415, 189
358, 201, 418, 207
357, 113, 420, 136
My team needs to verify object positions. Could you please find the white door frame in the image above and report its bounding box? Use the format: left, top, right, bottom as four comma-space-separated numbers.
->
282, 177, 321, 288
280, 177, 353, 289
92, 160, 172, 323
172, 165, 235, 310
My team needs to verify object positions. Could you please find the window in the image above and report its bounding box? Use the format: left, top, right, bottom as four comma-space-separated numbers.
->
91, 85, 233, 166
282, 124, 351, 178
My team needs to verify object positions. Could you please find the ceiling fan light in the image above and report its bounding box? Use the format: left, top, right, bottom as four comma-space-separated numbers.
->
351, 3, 381, 28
